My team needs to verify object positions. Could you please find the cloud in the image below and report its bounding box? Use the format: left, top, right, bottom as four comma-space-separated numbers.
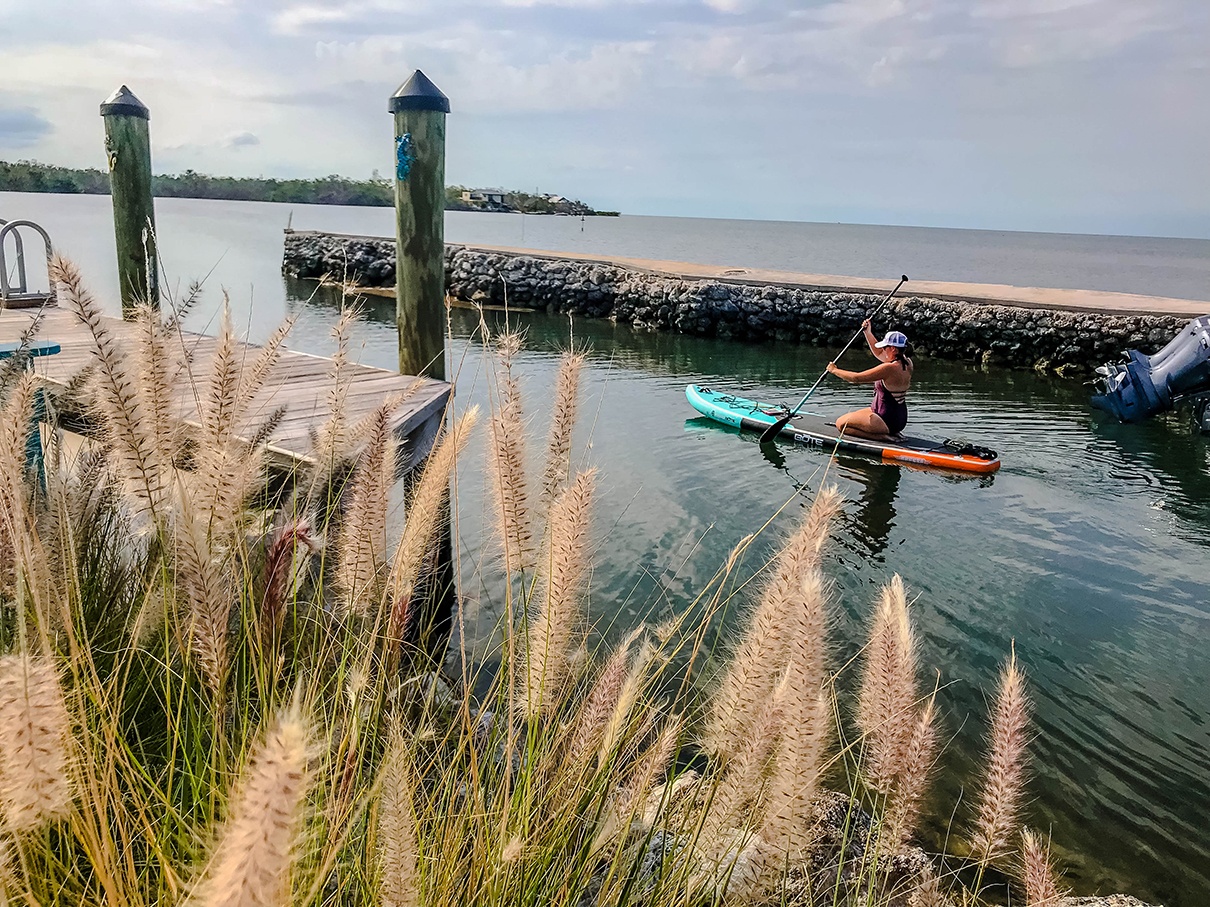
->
969, 0, 1177, 67
225, 131, 261, 149
1, 0, 1207, 234
0, 105, 53, 149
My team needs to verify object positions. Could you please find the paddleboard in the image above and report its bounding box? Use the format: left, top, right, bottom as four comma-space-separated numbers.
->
685, 384, 1001, 474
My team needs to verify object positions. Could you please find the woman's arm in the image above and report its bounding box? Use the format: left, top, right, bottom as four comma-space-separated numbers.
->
826, 361, 897, 385
861, 318, 879, 356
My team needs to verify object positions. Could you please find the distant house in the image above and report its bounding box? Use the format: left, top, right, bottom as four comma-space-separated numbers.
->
461, 188, 507, 206
543, 194, 566, 205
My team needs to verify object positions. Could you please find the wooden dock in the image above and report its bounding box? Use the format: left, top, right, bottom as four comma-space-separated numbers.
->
0, 307, 452, 472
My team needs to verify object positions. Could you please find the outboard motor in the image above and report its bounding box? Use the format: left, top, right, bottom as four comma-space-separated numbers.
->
1091, 316, 1210, 424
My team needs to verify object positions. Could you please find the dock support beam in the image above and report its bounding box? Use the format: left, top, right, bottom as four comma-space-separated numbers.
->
101, 85, 159, 313
390, 70, 449, 380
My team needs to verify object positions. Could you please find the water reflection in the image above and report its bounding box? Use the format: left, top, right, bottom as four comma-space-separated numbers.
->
281, 276, 1210, 907
847, 464, 901, 560
1090, 411, 1210, 533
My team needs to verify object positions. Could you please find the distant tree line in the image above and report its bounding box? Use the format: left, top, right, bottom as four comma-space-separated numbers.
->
1, 161, 616, 214
0, 159, 394, 206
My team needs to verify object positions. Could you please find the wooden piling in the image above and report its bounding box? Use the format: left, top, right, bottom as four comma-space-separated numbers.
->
390, 70, 449, 380
100, 86, 159, 312
389, 72, 455, 646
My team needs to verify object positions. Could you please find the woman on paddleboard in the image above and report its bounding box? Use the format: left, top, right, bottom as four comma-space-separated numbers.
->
826, 322, 912, 440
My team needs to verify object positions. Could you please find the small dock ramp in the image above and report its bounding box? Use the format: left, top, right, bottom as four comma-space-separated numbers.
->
0, 307, 451, 473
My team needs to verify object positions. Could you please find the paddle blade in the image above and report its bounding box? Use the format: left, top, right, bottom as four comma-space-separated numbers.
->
759, 415, 791, 445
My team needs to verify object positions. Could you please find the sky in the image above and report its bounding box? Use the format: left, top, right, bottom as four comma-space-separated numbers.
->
1, 0, 1208, 237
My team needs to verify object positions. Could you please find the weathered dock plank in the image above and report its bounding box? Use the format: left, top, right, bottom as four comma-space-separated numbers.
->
0, 307, 451, 471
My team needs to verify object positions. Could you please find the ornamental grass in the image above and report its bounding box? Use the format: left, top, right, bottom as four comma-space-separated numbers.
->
0, 260, 1055, 906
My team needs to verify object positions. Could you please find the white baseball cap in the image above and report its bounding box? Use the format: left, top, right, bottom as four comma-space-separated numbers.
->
875, 331, 908, 349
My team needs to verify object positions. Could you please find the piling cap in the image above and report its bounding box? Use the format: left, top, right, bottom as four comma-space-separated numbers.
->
100, 85, 150, 120
389, 70, 450, 114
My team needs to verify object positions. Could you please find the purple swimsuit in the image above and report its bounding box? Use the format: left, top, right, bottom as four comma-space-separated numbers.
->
871, 372, 909, 434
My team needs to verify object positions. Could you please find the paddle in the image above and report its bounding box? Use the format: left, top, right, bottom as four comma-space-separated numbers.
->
758, 275, 909, 445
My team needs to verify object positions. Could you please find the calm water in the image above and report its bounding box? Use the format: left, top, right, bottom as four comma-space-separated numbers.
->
3, 192, 1210, 306
4, 192, 1210, 904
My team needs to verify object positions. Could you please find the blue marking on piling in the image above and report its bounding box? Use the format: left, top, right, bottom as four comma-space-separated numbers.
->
395, 133, 414, 181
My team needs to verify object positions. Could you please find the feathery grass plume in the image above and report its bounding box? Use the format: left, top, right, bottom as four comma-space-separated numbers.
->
883, 692, 939, 849
858, 574, 919, 794
518, 468, 596, 719
565, 627, 645, 765
387, 407, 479, 644
704, 485, 842, 760
1020, 829, 1065, 907
232, 314, 297, 418
172, 498, 235, 693
0, 375, 37, 574
187, 709, 311, 907
262, 520, 320, 637
761, 569, 834, 860
164, 276, 205, 332
538, 350, 584, 511
0, 655, 74, 832
701, 691, 784, 855
189, 306, 289, 543
590, 713, 684, 857
52, 255, 168, 525
202, 301, 242, 449
0, 374, 55, 608
595, 636, 656, 769
486, 331, 533, 576
133, 303, 185, 475
909, 874, 949, 907
623, 713, 681, 806
377, 725, 420, 907
310, 304, 360, 488
969, 649, 1031, 864
335, 402, 397, 615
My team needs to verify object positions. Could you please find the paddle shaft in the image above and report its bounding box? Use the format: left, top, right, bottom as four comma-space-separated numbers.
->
759, 275, 908, 444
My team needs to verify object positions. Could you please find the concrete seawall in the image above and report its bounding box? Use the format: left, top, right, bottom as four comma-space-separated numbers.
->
282, 229, 1209, 375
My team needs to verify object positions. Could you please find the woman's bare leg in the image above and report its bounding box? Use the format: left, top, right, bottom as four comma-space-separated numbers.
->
834, 408, 893, 440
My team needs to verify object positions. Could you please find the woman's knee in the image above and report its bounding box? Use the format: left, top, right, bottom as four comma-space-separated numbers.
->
837, 408, 868, 429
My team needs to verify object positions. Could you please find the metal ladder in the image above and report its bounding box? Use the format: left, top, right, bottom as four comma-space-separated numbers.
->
0, 219, 57, 306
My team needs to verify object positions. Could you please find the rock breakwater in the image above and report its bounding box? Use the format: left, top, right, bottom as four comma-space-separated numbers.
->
283, 230, 1194, 376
